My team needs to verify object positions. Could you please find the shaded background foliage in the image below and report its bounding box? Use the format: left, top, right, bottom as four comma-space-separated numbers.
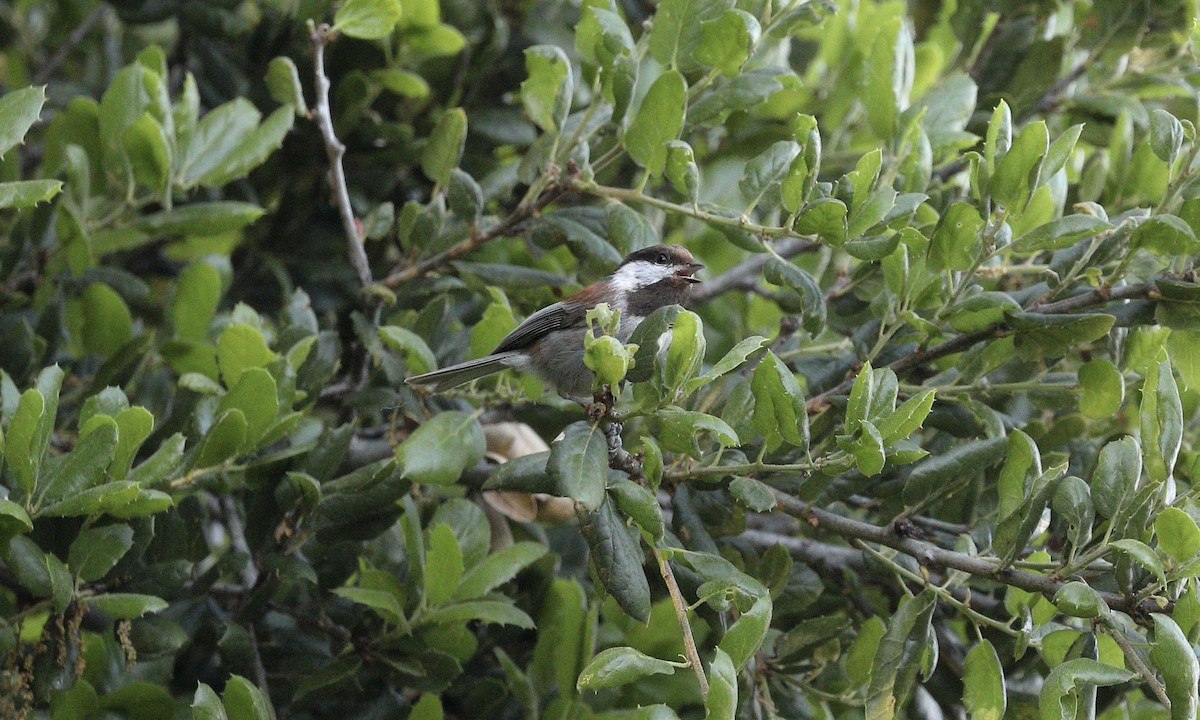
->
3, 0, 1200, 719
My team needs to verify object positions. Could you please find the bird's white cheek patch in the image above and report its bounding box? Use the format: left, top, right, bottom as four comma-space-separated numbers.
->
611, 261, 674, 293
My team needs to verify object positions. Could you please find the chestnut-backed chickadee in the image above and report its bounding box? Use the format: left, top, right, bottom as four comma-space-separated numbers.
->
406, 244, 704, 399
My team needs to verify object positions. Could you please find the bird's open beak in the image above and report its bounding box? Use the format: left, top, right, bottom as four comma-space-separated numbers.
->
677, 262, 704, 284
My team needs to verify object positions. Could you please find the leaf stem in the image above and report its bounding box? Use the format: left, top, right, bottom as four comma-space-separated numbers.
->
653, 545, 710, 699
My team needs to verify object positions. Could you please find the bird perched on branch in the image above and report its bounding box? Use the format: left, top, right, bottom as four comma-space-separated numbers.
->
406, 244, 703, 399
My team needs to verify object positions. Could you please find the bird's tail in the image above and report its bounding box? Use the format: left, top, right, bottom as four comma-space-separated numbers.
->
405, 352, 521, 392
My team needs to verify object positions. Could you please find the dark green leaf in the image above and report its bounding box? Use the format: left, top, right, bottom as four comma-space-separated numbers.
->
579, 498, 650, 622
396, 411, 485, 486
548, 421, 607, 511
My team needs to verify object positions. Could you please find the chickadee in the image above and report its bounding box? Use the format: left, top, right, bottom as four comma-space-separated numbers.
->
406, 244, 704, 399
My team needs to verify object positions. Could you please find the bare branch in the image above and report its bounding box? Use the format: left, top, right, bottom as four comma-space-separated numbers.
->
308, 22, 373, 288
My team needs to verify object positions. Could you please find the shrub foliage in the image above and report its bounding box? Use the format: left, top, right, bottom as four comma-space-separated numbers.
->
2, 0, 1200, 718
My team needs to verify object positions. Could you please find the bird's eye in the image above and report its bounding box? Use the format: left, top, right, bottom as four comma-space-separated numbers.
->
655, 253, 669, 265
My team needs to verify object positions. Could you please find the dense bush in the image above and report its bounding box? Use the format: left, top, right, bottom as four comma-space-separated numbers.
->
3, 0, 1200, 717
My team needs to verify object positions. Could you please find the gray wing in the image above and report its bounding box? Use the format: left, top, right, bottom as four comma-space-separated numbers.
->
492, 301, 586, 353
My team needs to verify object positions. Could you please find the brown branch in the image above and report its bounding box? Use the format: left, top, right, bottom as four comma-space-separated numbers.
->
308, 22, 373, 288
382, 183, 569, 288
770, 488, 1158, 615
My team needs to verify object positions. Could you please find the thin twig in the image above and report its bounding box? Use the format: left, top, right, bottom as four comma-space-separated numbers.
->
1102, 619, 1171, 709
654, 545, 710, 699
33, 5, 107, 84
308, 21, 373, 288
770, 489, 1162, 615
382, 181, 569, 288
809, 280, 1158, 407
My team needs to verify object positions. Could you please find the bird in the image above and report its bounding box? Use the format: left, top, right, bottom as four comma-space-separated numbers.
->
406, 244, 704, 399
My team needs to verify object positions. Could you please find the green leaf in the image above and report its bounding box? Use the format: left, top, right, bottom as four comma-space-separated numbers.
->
548, 421, 607, 511
222, 674, 276, 720
128, 433, 187, 488
454, 542, 548, 600
1156, 507, 1200, 563
685, 336, 768, 395
648, 0, 733, 71
372, 68, 430, 99
521, 45, 572, 132
719, 593, 771, 668
1092, 436, 1141, 519
865, 589, 936, 720
180, 99, 259, 185
122, 112, 170, 191
1141, 359, 1183, 484
0, 179, 63, 209
963, 640, 1006, 720
846, 616, 885, 687
695, 10, 760, 76
1078, 359, 1124, 419
1039, 659, 1133, 720
379, 326, 437, 374
0, 86, 46, 159
173, 261, 222, 342
37, 420, 117, 507
993, 464, 1066, 565
265, 56, 308, 115
705, 647, 737, 720
904, 436, 1007, 507
795, 197, 847, 245
1013, 215, 1111, 253
217, 323, 276, 387
86, 593, 168, 619
81, 283, 134, 358
1052, 475, 1093, 552
878, 389, 936, 445
658, 408, 739, 456
929, 202, 983, 271
763, 256, 825, 334
422, 108, 467, 186
333, 0, 403, 39
740, 140, 799, 208
196, 106, 293, 187
1109, 539, 1167, 589
68, 524, 134, 582
409, 695, 443, 720
864, 18, 914, 140
216, 368, 277, 448
5, 388, 45, 494
664, 309, 705, 394
608, 478, 665, 540
1133, 215, 1200, 256
1052, 581, 1107, 619
193, 410, 248, 469
1151, 614, 1199, 720
424, 523, 464, 607
137, 202, 265, 237
417, 599, 535, 629
729, 476, 776, 513
577, 646, 677, 691
333, 586, 405, 625
992, 120, 1048, 209
853, 420, 887, 477
447, 168, 483, 224
396, 411, 485, 485
625, 70, 687, 176
193, 683, 228, 720
1007, 311, 1115, 361
1150, 109, 1184, 164
0, 499, 33, 540
579, 497, 650, 622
